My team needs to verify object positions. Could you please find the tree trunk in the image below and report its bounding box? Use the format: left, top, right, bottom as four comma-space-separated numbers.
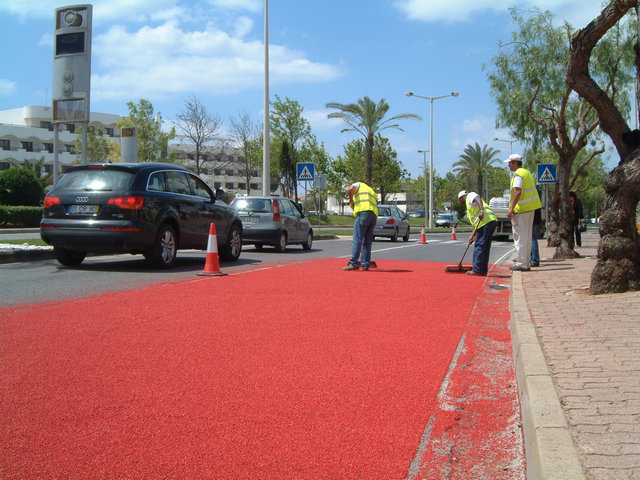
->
553, 156, 580, 258
591, 151, 640, 294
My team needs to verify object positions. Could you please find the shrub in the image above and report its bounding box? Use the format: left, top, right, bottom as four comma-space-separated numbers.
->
0, 206, 43, 227
0, 167, 44, 206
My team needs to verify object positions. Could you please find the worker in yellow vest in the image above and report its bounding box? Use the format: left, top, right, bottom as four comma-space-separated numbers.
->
344, 182, 378, 271
505, 154, 543, 271
458, 190, 498, 276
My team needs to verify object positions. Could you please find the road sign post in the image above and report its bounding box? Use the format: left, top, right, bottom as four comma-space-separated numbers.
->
296, 163, 315, 214
537, 164, 557, 238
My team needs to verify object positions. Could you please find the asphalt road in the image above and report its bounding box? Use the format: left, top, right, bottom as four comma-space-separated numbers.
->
0, 232, 514, 307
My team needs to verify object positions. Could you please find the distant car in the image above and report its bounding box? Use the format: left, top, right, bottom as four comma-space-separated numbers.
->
435, 212, 459, 228
373, 205, 410, 242
40, 163, 243, 268
408, 210, 424, 218
230, 196, 313, 252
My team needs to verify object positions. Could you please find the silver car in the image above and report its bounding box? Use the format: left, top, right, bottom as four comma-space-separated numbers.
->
373, 205, 410, 242
230, 196, 313, 252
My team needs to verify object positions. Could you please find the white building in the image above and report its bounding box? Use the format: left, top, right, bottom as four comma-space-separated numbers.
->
0, 105, 120, 173
0, 105, 267, 197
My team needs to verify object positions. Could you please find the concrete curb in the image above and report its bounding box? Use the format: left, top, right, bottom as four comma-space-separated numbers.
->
509, 270, 586, 480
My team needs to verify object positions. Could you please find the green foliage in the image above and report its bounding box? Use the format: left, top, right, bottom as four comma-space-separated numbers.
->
452, 143, 502, 194
326, 96, 420, 184
119, 98, 177, 163
74, 126, 120, 163
0, 206, 43, 227
0, 167, 44, 206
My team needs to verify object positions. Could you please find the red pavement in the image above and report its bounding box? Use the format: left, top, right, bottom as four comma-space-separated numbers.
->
0, 258, 522, 479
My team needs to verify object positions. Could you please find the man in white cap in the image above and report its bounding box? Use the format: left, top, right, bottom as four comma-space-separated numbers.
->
457, 190, 498, 275
505, 153, 542, 271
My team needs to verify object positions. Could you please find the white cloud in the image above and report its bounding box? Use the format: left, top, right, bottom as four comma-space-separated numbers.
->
304, 109, 342, 132
91, 20, 342, 102
0, 78, 17, 96
394, 0, 603, 26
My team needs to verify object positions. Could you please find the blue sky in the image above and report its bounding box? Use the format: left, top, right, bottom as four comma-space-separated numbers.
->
0, 0, 607, 179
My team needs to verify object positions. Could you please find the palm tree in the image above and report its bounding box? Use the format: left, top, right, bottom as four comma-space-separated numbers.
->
326, 97, 420, 184
452, 143, 501, 196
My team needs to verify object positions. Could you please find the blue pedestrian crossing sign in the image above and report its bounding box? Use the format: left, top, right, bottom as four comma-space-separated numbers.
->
537, 163, 557, 184
297, 162, 315, 181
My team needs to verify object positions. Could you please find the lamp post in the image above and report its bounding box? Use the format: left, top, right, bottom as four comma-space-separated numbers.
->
493, 137, 516, 156
406, 91, 459, 228
418, 149, 429, 228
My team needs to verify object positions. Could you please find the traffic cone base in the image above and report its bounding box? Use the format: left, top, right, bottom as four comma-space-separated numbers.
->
197, 223, 228, 277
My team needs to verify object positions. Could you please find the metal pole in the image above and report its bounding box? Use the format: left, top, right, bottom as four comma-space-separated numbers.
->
262, 0, 270, 195
429, 99, 434, 229
53, 123, 59, 185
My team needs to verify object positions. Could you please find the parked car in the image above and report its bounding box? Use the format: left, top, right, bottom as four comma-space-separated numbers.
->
373, 205, 410, 242
230, 196, 313, 252
435, 212, 459, 228
40, 163, 243, 268
408, 210, 424, 218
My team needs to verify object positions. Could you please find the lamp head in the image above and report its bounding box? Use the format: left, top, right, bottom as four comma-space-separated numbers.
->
405, 92, 414, 97
451, 92, 459, 97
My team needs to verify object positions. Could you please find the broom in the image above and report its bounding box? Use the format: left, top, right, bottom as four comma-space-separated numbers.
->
444, 226, 476, 273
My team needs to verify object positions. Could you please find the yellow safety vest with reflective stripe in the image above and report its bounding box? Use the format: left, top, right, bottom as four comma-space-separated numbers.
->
352, 182, 378, 218
466, 196, 497, 229
510, 168, 542, 213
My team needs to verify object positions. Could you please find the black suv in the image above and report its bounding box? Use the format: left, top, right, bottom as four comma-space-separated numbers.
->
40, 163, 243, 268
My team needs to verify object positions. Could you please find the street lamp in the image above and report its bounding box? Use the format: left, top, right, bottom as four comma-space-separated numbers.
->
493, 137, 516, 155
406, 91, 459, 228
418, 149, 429, 227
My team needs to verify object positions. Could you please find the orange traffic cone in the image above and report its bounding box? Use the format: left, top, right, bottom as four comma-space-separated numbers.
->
419, 225, 427, 244
451, 224, 457, 240
197, 223, 228, 276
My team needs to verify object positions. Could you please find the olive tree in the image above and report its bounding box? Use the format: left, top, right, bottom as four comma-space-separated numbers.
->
566, 0, 640, 293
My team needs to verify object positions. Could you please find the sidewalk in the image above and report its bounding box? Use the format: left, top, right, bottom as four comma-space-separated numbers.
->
510, 231, 640, 479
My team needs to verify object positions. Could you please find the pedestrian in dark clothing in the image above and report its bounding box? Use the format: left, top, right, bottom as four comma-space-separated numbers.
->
570, 191, 583, 247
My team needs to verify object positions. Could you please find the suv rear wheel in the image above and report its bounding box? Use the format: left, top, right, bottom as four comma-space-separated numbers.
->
54, 247, 86, 266
219, 224, 242, 261
302, 230, 313, 250
145, 224, 177, 268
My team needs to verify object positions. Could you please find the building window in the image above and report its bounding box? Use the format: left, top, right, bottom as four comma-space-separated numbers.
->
21, 141, 33, 152
238, 183, 246, 191
65, 123, 75, 133
65, 144, 75, 153
226, 169, 235, 176
0, 162, 10, 170
214, 169, 222, 176
40, 121, 52, 130
250, 183, 259, 191
225, 182, 234, 189
0, 139, 10, 151
105, 128, 114, 137
44, 143, 54, 153
214, 182, 222, 189
44, 164, 53, 173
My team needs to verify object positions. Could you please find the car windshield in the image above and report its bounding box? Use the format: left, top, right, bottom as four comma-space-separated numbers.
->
439, 214, 453, 220
232, 198, 272, 213
55, 169, 134, 192
378, 207, 392, 216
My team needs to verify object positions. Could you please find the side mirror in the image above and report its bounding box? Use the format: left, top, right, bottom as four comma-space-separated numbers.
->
215, 188, 226, 202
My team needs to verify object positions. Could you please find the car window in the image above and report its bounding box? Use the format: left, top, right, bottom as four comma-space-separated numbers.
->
188, 174, 213, 201
378, 207, 391, 216
55, 169, 134, 192
279, 199, 294, 215
166, 171, 192, 196
232, 198, 271, 213
147, 172, 166, 192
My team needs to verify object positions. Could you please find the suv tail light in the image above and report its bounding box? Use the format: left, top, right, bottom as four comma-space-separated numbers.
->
385, 218, 396, 225
43, 196, 61, 209
272, 199, 280, 221
107, 196, 145, 209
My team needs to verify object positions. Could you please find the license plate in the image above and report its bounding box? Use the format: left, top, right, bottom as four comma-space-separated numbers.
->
241, 216, 259, 223
68, 204, 99, 215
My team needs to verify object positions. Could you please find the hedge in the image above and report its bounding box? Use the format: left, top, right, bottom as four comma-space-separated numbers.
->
0, 206, 43, 227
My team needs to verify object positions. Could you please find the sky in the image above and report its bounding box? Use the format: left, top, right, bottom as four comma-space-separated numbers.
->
0, 0, 609, 180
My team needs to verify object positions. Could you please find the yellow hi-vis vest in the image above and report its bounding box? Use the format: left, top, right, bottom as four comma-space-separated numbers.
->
352, 182, 378, 218
466, 196, 497, 229
510, 167, 542, 213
